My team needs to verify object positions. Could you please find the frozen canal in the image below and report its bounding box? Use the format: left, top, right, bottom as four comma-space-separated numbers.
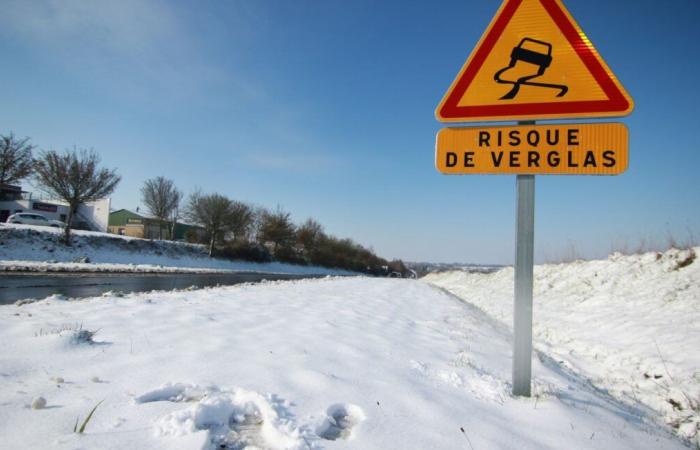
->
0, 272, 321, 304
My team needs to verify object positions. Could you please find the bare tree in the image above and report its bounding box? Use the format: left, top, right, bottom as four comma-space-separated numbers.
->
297, 218, 324, 254
248, 206, 269, 243
184, 190, 234, 257
258, 207, 296, 255
0, 133, 35, 190
228, 201, 254, 242
34, 148, 120, 244
141, 176, 182, 240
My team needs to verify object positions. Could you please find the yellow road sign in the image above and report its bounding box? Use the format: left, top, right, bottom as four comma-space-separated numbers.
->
436, 122, 628, 175
436, 0, 634, 122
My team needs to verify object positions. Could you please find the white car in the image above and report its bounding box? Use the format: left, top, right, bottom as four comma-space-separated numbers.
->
6, 212, 66, 228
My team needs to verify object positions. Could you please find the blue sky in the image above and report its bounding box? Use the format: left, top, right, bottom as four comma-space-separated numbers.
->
1, 0, 698, 264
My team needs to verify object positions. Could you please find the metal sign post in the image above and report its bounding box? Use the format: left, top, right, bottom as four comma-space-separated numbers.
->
513, 174, 535, 396
434, 0, 634, 398
512, 121, 536, 397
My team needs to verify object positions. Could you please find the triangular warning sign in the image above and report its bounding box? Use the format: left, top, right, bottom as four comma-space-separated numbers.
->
436, 0, 634, 122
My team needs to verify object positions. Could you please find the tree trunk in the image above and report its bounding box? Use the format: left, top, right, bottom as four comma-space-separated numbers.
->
158, 220, 163, 240
208, 234, 215, 257
64, 205, 76, 245
170, 209, 178, 241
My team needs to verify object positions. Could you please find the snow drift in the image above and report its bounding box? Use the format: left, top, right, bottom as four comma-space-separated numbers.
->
425, 246, 700, 445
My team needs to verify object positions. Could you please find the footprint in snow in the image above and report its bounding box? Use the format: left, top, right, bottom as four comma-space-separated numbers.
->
220, 409, 267, 449
317, 403, 366, 441
138, 384, 309, 450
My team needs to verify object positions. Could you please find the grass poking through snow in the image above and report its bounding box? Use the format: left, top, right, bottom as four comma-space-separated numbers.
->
73, 400, 104, 434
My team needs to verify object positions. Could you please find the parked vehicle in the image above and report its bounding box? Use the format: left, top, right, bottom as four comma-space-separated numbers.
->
6, 213, 66, 228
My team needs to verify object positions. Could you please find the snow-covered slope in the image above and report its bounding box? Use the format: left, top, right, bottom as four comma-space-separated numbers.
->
0, 277, 685, 449
0, 224, 353, 275
425, 247, 700, 446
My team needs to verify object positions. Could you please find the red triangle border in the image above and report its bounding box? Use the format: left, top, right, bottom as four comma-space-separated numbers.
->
438, 0, 631, 120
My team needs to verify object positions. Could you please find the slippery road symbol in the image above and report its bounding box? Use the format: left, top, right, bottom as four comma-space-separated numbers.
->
494, 38, 569, 100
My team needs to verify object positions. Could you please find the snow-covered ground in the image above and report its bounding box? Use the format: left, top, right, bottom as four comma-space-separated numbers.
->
0, 277, 687, 449
425, 247, 700, 446
0, 224, 354, 275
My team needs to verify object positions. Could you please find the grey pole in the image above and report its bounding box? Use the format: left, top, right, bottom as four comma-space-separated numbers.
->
513, 122, 536, 397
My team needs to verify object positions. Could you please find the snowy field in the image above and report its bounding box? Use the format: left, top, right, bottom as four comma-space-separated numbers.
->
0, 224, 353, 275
425, 247, 699, 446
0, 276, 688, 449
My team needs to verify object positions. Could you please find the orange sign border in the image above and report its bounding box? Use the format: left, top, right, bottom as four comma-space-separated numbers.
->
436, 0, 634, 123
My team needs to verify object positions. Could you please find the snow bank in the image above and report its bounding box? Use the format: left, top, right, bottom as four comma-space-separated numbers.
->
425, 247, 700, 445
0, 223, 354, 275
0, 277, 685, 449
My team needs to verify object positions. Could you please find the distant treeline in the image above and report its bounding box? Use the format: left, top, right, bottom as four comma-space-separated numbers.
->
155, 184, 408, 276
140, 176, 408, 275
1, 132, 407, 275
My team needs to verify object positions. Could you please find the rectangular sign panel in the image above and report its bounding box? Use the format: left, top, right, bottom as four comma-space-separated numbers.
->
435, 122, 628, 175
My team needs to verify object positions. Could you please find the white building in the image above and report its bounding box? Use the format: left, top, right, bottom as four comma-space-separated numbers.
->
0, 185, 110, 232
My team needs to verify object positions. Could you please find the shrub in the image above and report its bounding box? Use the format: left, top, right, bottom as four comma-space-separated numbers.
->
215, 241, 272, 263
274, 245, 307, 265
184, 229, 202, 244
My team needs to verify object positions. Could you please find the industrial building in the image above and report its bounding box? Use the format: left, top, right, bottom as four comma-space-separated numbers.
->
108, 209, 203, 241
